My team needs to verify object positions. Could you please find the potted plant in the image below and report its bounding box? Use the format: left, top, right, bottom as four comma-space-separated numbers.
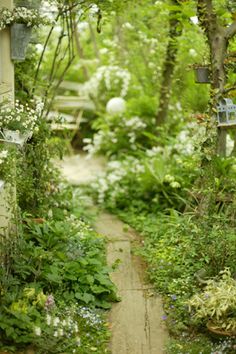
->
0, 100, 41, 145
188, 268, 236, 336
0, 6, 50, 61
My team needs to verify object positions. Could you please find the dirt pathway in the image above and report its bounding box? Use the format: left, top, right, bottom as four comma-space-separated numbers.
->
58, 154, 168, 354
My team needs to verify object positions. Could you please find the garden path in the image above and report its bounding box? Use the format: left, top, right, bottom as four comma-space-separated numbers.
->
58, 153, 168, 354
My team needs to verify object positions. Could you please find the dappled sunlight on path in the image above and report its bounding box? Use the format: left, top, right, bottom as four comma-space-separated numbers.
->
55, 152, 106, 184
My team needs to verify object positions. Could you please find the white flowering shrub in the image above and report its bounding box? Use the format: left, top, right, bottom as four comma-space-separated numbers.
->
84, 115, 148, 157
90, 123, 203, 210
91, 143, 199, 211
80, 65, 131, 100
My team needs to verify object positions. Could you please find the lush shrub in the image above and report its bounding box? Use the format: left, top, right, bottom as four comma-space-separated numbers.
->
0, 186, 116, 352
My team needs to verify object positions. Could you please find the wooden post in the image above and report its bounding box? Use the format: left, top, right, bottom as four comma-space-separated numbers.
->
217, 128, 227, 156
0, 0, 15, 232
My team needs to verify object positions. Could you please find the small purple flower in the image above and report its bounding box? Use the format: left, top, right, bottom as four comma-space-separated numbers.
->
171, 294, 177, 301
161, 314, 167, 321
45, 294, 55, 310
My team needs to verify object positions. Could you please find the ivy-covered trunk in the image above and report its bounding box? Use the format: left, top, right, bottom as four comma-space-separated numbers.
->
156, 0, 182, 126
197, 0, 236, 156
196, 0, 236, 215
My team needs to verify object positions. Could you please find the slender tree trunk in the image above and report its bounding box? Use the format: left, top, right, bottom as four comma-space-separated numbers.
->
88, 21, 101, 62
156, 0, 182, 126
73, 20, 90, 81
197, 0, 229, 156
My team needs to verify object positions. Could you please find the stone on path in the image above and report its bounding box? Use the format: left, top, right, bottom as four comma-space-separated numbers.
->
58, 154, 168, 354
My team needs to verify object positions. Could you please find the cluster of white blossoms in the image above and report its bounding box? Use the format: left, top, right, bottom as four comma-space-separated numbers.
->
80, 65, 131, 98
0, 149, 8, 166
34, 311, 80, 345
0, 100, 39, 133
92, 157, 144, 205
83, 115, 146, 157
174, 122, 206, 156
163, 174, 181, 189
0, 6, 50, 30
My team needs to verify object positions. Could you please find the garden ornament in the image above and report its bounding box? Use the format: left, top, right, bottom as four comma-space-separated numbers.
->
106, 97, 126, 115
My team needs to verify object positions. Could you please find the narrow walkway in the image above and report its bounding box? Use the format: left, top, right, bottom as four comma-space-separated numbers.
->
95, 212, 168, 354
58, 154, 168, 354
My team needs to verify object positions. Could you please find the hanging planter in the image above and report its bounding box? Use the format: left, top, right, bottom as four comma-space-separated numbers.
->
10, 23, 32, 61
15, 0, 41, 10
194, 65, 211, 84
2, 129, 32, 146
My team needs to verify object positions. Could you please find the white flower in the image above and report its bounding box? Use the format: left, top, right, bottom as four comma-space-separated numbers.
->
122, 22, 134, 30
189, 48, 197, 57
53, 317, 60, 326
34, 326, 41, 336
190, 16, 199, 25
0, 150, 8, 159
99, 47, 109, 54
76, 337, 81, 346
58, 328, 64, 336
170, 181, 181, 188
46, 314, 52, 325
164, 175, 175, 183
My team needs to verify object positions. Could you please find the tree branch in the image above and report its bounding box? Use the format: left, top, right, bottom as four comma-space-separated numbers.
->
226, 20, 236, 40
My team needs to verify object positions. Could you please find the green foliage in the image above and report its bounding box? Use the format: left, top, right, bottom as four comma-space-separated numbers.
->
16, 118, 62, 213
0, 186, 116, 352
166, 336, 236, 354
9, 216, 117, 309
112, 201, 236, 347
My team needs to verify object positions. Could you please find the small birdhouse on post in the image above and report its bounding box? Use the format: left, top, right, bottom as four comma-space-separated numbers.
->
216, 98, 236, 127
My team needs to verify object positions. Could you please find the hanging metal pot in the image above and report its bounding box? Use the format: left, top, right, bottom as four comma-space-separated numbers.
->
14, 0, 41, 10
10, 23, 32, 61
194, 66, 211, 84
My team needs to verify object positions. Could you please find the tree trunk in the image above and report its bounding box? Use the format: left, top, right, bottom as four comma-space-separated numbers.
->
73, 20, 90, 81
88, 21, 101, 62
156, 0, 182, 126
197, 0, 228, 156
